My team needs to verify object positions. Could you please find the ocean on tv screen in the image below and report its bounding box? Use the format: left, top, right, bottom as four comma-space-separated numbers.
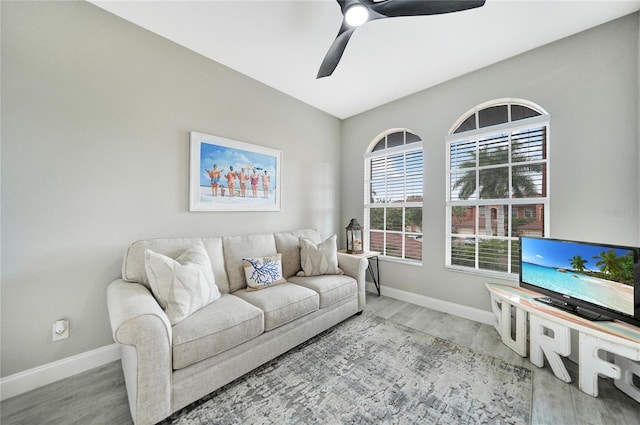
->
521, 261, 634, 316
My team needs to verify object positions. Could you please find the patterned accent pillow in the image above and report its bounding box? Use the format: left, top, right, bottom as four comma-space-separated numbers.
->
144, 240, 221, 325
243, 253, 287, 291
297, 234, 343, 277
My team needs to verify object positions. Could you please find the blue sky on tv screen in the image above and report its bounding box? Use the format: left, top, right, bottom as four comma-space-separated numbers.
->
521, 238, 631, 271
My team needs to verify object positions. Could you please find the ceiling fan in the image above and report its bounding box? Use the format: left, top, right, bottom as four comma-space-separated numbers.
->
317, 0, 486, 78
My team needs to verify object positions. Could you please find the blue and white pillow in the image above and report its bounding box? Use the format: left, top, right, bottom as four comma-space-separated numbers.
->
243, 253, 287, 291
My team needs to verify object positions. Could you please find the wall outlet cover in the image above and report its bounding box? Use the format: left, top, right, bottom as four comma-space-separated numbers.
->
52, 320, 70, 342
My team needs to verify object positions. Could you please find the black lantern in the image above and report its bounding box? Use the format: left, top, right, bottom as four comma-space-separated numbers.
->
345, 218, 364, 254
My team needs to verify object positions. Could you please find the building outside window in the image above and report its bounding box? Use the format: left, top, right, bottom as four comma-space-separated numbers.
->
364, 129, 423, 262
446, 100, 549, 275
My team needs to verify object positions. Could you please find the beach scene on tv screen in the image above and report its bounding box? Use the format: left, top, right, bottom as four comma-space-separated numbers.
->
521, 239, 634, 316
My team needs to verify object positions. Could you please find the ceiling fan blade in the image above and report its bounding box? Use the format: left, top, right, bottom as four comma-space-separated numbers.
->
317, 0, 486, 78
317, 23, 357, 79
367, 0, 485, 18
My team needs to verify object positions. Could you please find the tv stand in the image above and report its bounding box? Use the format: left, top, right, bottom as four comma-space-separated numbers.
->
534, 296, 614, 322
486, 283, 640, 404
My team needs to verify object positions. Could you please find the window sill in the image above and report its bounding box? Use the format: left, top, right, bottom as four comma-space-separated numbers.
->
445, 265, 518, 282
379, 256, 422, 267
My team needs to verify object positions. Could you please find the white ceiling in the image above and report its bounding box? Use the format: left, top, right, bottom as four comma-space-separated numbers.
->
90, 0, 640, 119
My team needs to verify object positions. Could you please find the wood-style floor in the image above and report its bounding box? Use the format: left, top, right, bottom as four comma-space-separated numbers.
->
2, 293, 639, 424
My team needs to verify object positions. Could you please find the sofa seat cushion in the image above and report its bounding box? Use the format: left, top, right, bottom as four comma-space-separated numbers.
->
287, 274, 357, 309
171, 294, 264, 370
234, 283, 319, 331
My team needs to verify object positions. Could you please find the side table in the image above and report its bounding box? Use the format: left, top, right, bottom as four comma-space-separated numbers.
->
338, 250, 381, 295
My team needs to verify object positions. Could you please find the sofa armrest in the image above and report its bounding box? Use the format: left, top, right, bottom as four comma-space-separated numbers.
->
106, 279, 172, 425
337, 253, 368, 312
107, 279, 172, 345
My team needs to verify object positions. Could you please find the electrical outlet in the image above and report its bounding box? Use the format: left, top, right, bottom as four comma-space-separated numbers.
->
52, 320, 69, 342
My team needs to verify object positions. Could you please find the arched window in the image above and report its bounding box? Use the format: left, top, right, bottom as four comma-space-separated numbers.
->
364, 129, 423, 262
446, 99, 549, 275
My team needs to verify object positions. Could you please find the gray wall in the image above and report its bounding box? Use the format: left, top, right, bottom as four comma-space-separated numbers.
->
1, 1, 341, 377
341, 13, 639, 311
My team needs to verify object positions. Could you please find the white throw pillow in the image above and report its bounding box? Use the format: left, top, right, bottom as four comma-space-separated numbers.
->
243, 253, 287, 291
297, 234, 343, 277
144, 241, 221, 325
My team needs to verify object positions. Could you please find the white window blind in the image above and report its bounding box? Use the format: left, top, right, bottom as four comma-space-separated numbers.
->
446, 100, 549, 276
365, 130, 423, 262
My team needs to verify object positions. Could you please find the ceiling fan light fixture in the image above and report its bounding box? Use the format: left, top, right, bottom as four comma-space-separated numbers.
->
344, 4, 369, 27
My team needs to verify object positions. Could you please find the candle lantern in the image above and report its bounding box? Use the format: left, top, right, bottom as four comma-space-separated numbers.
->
345, 218, 364, 254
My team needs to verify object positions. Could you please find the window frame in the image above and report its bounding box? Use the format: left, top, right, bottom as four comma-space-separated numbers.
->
364, 129, 424, 264
445, 100, 550, 278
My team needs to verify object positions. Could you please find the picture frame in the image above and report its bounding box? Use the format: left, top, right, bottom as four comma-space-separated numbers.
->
189, 131, 282, 211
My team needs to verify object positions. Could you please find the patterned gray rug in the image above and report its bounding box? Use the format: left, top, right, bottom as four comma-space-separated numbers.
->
162, 315, 532, 424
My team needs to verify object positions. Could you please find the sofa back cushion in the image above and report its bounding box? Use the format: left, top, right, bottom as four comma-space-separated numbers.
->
222, 233, 278, 293
122, 237, 231, 293
274, 229, 322, 278
121, 229, 321, 294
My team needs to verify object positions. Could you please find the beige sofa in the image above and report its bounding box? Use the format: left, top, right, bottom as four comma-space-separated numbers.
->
106, 229, 368, 425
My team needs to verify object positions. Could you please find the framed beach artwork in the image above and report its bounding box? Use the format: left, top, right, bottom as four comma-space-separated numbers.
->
189, 132, 282, 211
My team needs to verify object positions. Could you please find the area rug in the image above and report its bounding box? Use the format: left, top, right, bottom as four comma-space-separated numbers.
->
161, 315, 532, 424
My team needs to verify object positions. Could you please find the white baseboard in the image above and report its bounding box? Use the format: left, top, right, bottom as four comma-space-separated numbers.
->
366, 282, 495, 326
0, 343, 121, 401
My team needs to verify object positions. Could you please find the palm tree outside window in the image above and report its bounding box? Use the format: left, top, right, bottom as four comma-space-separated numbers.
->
446, 99, 550, 275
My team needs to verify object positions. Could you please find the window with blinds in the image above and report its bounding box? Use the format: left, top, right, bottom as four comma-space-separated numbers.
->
365, 130, 423, 262
446, 100, 549, 276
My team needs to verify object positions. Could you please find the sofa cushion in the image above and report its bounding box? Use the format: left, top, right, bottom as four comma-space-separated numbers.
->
287, 275, 357, 309
223, 234, 278, 292
274, 229, 323, 278
144, 241, 222, 325
172, 294, 264, 370
122, 237, 229, 293
297, 234, 343, 277
202, 237, 231, 293
243, 254, 287, 291
234, 283, 319, 331
123, 238, 196, 288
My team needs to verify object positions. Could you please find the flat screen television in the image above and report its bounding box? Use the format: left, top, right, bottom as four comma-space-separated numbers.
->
519, 236, 640, 327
